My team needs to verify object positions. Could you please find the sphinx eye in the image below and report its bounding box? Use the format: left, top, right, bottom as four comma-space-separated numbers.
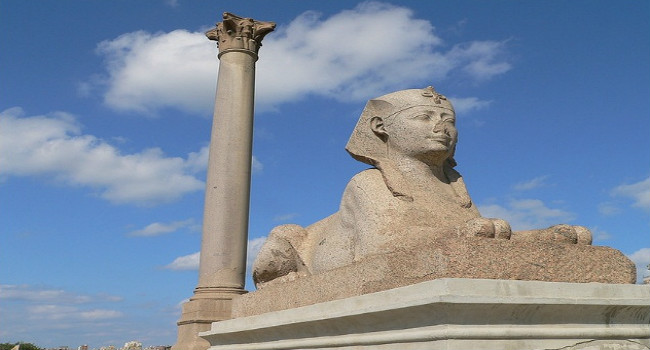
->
441, 115, 455, 123
412, 114, 432, 121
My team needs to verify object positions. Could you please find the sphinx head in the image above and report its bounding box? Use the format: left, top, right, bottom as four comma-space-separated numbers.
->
346, 86, 458, 168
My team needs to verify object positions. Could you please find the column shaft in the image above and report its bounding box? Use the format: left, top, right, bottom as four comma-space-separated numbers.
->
198, 51, 256, 290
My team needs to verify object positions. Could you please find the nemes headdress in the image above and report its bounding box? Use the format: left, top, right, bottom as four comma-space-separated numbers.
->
345, 86, 471, 206
346, 86, 453, 166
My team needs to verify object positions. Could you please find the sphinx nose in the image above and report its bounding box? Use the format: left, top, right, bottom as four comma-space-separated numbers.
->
432, 120, 447, 134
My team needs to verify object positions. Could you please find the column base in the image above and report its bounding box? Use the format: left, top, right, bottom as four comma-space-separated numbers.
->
172, 288, 246, 350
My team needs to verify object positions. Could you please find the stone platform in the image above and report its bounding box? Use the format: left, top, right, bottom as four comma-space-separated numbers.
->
236, 237, 635, 316
200, 278, 650, 350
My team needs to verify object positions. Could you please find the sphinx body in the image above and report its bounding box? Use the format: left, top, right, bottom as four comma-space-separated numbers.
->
253, 87, 591, 288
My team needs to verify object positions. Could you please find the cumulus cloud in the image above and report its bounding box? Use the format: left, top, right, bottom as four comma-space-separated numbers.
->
0, 107, 205, 205
129, 219, 196, 237
512, 175, 549, 191
479, 198, 575, 231
96, 29, 217, 115
92, 2, 511, 115
627, 247, 650, 284
165, 236, 268, 275
612, 176, 650, 211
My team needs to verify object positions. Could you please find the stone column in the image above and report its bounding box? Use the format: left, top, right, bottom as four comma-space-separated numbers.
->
172, 12, 274, 350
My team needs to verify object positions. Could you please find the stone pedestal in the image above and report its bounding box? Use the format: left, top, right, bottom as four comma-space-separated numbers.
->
237, 236, 636, 317
200, 279, 650, 350
175, 289, 246, 350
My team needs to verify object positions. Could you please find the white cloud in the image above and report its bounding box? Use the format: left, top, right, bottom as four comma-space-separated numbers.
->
512, 175, 549, 191
247, 236, 267, 270
449, 96, 492, 114
165, 236, 268, 274
97, 29, 217, 116
479, 198, 575, 231
129, 219, 196, 237
0, 107, 205, 205
79, 309, 124, 320
28, 304, 123, 321
27, 304, 79, 320
164, 251, 200, 270
447, 40, 512, 81
185, 146, 262, 173
612, 176, 650, 211
0, 284, 122, 303
184, 145, 210, 173
0, 285, 69, 302
92, 2, 511, 115
252, 156, 264, 173
598, 202, 621, 216
627, 247, 650, 284
258, 2, 510, 107
1, 284, 124, 335
590, 226, 613, 242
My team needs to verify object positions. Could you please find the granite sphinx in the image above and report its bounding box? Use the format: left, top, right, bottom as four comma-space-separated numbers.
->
251, 86, 633, 292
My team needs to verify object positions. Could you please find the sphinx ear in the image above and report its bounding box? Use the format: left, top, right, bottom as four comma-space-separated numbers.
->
370, 116, 388, 141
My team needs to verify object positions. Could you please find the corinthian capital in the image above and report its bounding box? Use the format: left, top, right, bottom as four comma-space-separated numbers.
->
206, 12, 276, 57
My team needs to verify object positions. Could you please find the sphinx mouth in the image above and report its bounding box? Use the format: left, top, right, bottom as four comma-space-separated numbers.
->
427, 135, 450, 143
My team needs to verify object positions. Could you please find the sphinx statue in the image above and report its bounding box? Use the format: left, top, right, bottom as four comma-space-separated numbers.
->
253, 86, 595, 288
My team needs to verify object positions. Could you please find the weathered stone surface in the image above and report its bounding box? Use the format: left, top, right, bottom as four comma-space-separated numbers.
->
201, 279, 650, 350
239, 235, 635, 317
253, 86, 614, 290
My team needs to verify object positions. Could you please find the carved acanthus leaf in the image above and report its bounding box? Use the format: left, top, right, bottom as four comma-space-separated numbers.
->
206, 12, 276, 56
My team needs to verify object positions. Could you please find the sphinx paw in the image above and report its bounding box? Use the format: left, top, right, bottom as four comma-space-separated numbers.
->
546, 224, 593, 244
491, 218, 512, 240
512, 224, 592, 245
459, 217, 511, 239
252, 235, 309, 288
573, 225, 593, 245
545, 224, 578, 244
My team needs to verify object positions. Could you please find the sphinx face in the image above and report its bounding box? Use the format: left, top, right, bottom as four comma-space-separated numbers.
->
383, 106, 457, 162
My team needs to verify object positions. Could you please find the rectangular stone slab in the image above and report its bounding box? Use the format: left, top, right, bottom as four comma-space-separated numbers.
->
235, 237, 635, 317
201, 278, 649, 350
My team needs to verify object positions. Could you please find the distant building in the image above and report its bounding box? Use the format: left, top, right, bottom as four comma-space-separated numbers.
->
120, 341, 142, 350
78, 345, 88, 350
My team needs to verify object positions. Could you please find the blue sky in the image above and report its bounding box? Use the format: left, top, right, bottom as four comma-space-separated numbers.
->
1, 0, 649, 347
